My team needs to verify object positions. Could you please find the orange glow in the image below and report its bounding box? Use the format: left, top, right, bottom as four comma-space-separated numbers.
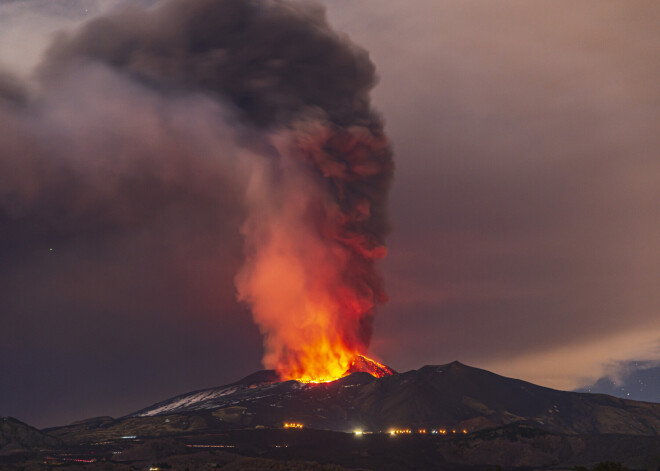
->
279, 335, 357, 384
287, 353, 393, 384
235, 203, 381, 383
236, 219, 387, 382
235, 125, 391, 386
283, 422, 304, 429
236, 204, 393, 383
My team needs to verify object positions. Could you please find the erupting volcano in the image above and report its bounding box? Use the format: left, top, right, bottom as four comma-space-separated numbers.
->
236, 125, 392, 384
228, 2, 394, 383
40, 0, 393, 384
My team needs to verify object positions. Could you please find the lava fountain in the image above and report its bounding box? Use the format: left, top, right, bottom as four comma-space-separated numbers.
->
236, 117, 393, 384
231, 3, 394, 383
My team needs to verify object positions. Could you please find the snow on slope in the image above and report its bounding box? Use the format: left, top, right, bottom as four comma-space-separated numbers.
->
130, 370, 298, 417
130, 359, 396, 418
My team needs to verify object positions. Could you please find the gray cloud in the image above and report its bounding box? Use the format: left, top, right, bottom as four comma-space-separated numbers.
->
577, 360, 660, 402
40, 0, 376, 128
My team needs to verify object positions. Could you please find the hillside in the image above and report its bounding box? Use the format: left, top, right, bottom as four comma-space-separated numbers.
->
0, 417, 60, 455
45, 361, 660, 442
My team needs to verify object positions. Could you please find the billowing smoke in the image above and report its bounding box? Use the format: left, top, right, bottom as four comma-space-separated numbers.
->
1, 0, 392, 382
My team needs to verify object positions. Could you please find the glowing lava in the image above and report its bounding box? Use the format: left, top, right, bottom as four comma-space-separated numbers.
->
285, 354, 396, 384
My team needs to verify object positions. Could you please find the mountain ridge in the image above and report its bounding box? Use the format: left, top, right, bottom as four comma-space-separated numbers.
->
0, 417, 61, 455
100, 360, 660, 437
37, 361, 660, 469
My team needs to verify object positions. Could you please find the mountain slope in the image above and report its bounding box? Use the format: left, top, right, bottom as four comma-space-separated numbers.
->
31, 363, 660, 470
108, 361, 660, 437
0, 417, 60, 454
42, 361, 660, 446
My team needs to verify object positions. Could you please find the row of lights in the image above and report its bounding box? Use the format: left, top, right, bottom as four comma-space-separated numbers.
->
283, 422, 304, 429
284, 423, 468, 435
386, 428, 466, 435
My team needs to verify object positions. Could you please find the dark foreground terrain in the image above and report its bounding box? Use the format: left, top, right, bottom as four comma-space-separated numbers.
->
4, 362, 660, 469
3, 420, 660, 470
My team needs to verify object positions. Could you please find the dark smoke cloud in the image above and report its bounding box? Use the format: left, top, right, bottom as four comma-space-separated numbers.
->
40, 0, 393, 245
38, 0, 392, 246
39, 0, 392, 380
2, 0, 391, 262
1, 0, 391, 424
42, 0, 377, 128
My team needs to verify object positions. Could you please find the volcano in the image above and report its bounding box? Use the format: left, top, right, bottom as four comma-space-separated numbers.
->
37, 362, 660, 469
45, 360, 660, 438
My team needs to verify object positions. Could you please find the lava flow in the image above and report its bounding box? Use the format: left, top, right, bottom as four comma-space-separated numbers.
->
291, 354, 396, 384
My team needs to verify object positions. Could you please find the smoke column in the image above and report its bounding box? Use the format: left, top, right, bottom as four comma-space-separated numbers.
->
4, 0, 393, 382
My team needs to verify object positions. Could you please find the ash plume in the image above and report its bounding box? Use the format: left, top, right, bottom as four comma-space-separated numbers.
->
2, 0, 392, 381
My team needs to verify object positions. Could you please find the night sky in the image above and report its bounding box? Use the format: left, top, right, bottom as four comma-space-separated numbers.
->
2, 0, 660, 429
